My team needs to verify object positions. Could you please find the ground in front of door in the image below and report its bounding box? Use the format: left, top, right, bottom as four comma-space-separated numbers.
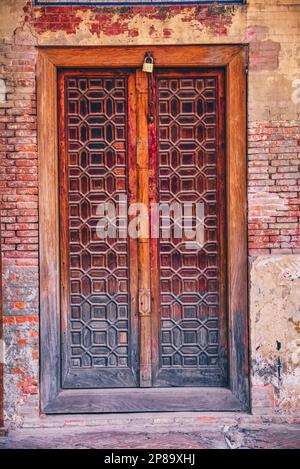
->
1, 413, 300, 449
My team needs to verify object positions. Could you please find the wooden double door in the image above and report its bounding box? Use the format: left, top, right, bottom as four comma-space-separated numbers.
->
58, 67, 227, 391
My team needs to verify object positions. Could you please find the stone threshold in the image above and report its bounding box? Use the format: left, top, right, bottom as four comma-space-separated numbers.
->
6, 396, 300, 432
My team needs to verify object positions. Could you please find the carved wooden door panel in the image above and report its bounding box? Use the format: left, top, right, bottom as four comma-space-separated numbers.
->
59, 71, 139, 388
58, 68, 227, 391
150, 70, 227, 387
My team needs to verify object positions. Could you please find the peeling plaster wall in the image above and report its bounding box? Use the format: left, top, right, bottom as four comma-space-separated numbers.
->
0, 0, 300, 421
250, 255, 300, 415
0, 0, 299, 122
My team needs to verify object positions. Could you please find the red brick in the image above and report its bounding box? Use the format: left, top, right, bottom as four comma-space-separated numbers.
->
248, 122, 300, 252
1, 34, 300, 419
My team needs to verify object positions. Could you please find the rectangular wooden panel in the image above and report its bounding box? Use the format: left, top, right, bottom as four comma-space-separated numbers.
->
151, 70, 227, 387
135, 70, 152, 387
227, 51, 249, 408
38, 53, 61, 410
45, 387, 241, 414
40, 46, 243, 69
58, 70, 139, 388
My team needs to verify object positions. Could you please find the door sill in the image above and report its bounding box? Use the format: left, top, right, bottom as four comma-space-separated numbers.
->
44, 387, 243, 414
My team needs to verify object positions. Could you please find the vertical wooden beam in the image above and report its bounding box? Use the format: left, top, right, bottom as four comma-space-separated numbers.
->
38, 52, 60, 410
227, 49, 249, 410
148, 74, 160, 382
127, 73, 140, 385
57, 70, 69, 388
136, 70, 152, 387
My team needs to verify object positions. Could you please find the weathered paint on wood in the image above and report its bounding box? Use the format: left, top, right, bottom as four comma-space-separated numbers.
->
44, 387, 242, 414
38, 45, 248, 413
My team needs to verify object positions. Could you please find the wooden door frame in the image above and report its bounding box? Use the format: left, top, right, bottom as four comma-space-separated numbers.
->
38, 45, 249, 413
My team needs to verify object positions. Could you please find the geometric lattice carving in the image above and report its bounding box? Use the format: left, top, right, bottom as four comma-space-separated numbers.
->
157, 77, 221, 372
65, 76, 129, 369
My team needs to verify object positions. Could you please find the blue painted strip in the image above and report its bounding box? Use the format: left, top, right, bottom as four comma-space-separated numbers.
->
34, 1, 244, 6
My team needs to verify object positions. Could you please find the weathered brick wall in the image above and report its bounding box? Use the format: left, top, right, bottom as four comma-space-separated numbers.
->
0, 0, 299, 422
248, 122, 300, 256
0, 33, 39, 420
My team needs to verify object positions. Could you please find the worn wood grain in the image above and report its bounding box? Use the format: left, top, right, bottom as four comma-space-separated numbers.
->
58, 70, 139, 389
38, 45, 249, 413
40, 46, 242, 69
151, 69, 228, 387
227, 49, 249, 410
44, 387, 241, 414
136, 69, 152, 387
38, 52, 60, 411
57, 70, 69, 389
128, 73, 140, 386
